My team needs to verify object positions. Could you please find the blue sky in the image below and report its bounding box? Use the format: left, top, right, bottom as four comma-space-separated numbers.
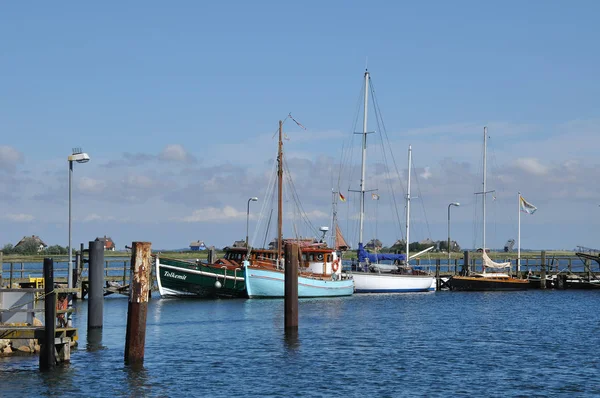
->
1, 1, 599, 251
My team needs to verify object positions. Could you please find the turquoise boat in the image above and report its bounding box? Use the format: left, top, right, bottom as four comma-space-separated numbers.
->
242, 244, 354, 298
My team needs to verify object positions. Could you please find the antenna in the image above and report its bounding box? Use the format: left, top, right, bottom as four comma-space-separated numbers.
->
319, 226, 329, 242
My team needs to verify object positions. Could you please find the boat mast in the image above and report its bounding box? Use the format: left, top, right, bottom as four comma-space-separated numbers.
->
277, 120, 283, 266
483, 126, 487, 251
359, 70, 369, 245
405, 145, 412, 260
330, 189, 337, 248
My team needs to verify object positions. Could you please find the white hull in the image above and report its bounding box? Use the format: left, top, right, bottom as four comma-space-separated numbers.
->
350, 272, 434, 293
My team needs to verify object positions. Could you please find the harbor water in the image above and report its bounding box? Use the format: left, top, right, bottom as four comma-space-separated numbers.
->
1, 290, 600, 397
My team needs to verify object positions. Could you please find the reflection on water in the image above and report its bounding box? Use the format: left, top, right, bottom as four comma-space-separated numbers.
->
86, 328, 104, 352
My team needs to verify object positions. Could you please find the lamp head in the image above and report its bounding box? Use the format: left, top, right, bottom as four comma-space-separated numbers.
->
69, 148, 90, 164
250, 197, 258, 202
451, 202, 460, 207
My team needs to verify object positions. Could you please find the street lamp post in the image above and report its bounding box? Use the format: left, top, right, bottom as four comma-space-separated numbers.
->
246, 197, 258, 248
68, 149, 90, 289
447, 202, 460, 265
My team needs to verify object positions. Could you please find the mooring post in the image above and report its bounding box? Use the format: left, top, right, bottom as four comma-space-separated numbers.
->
585, 259, 591, 282
0, 251, 3, 288
124, 242, 152, 366
88, 240, 105, 330
76, 243, 85, 300
284, 242, 299, 331
40, 258, 56, 370
540, 250, 546, 290
208, 247, 216, 264
461, 251, 470, 276
435, 259, 441, 290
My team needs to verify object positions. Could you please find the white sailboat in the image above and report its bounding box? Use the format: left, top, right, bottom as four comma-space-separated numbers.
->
344, 70, 434, 293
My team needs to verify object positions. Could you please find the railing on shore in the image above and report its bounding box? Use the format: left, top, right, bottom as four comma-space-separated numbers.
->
343, 254, 597, 278
1, 254, 597, 288
0, 258, 156, 290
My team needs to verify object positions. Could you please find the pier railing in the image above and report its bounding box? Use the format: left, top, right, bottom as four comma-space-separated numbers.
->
408, 255, 595, 278
0, 258, 155, 291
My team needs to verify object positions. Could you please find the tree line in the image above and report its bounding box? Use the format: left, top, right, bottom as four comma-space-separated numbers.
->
1, 243, 68, 256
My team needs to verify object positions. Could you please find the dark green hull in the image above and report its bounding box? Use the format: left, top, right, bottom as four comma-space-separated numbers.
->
156, 257, 247, 298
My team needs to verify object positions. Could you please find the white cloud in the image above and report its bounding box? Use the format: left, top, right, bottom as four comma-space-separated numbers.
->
83, 213, 117, 222
0, 146, 24, 173
420, 166, 432, 179
125, 174, 156, 189
514, 158, 548, 176
159, 144, 196, 163
178, 206, 247, 222
5, 213, 34, 222
78, 177, 107, 194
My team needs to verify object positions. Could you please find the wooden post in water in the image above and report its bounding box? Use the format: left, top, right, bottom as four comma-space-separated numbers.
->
208, 247, 216, 264
9, 262, 13, 287
0, 251, 3, 288
540, 250, 546, 290
461, 251, 470, 276
585, 259, 591, 282
284, 242, 299, 331
435, 259, 441, 290
124, 242, 152, 366
40, 258, 56, 370
88, 240, 105, 330
75, 243, 85, 300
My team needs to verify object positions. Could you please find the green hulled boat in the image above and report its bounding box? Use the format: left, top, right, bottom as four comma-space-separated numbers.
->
156, 256, 247, 298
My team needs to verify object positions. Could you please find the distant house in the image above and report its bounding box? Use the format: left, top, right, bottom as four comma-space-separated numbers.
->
232, 240, 247, 248
419, 238, 435, 246
15, 235, 48, 252
95, 236, 116, 251
365, 239, 383, 251
190, 240, 207, 251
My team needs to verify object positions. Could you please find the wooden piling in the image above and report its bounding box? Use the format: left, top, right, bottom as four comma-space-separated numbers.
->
585, 259, 591, 282
461, 251, 470, 276
88, 240, 105, 330
124, 242, 152, 366
435, 259, 441, 290
76, 243, 84, 299
40, 258, 56, 370
284, 242, 299, 331
540, 250, 546, 290
0, 251, 3, 288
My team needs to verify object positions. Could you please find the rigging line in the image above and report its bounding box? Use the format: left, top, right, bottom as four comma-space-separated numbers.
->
282, 156, 319, 238
271, 115, 291, 139
262, 209, 273, 249
340, 80, 365, 199
251, 150, 279, 249
411, 154, 433, 241
335, 76, 367, 249
369, 77, 405, 240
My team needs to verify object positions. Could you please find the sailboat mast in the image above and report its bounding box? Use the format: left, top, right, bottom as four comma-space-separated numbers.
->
359, 70, 369, 245
406, 145, 412, 260
482, 126, 487, 251
331, 189, 337, 248
277, 120, 283, 266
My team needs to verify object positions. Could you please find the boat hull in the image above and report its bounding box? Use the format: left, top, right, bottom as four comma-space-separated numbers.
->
350, 272, 434, 293
156, 257, 247, 298
448, 276, 530, 291
245, 267, 354, 298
